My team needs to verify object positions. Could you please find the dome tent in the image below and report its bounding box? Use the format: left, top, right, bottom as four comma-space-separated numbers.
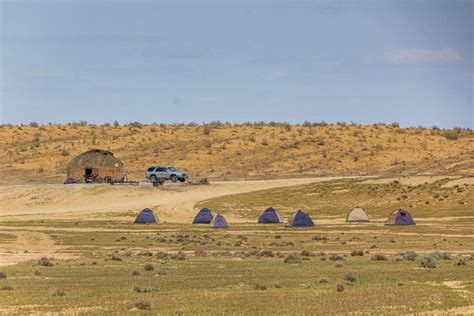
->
134, 208, 159, 224
211, 213, 228, 228
385, 209, 415, 226
286, 210, 315, 227
258, 207, 283, 224
346, 208, 369, 222
192, 208, 214, 224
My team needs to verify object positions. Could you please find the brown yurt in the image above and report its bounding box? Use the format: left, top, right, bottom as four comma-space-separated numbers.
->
66, 149, 124, 182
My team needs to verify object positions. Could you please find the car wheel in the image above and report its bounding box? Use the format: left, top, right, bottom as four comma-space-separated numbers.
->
150, 175, 157, 183
178, 178, 186, 183
170, 175, 178, 183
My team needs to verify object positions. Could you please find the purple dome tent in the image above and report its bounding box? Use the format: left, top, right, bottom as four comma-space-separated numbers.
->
286, 210, 315, 227
385, 209, 415, 226
258, 207, 283, 224
134, 208, 159, 224
193, 208, 214, 224
211, 213, 228, 228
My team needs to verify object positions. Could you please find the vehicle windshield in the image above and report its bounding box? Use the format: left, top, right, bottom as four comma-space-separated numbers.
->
168, 167, 177, 172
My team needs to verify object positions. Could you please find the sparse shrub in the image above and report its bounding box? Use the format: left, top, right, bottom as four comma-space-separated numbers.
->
144, 263, 154, 271
0, 272, 6, 279
132, 270, 140, 276
170, 251, 187, 260
37, 257, 53, 267
133, 286, 154, 293
334, 262, 344, 268
135, 300, 151, 310
156, 251, 169, 260
111, 255, 122, 261
138, 250, 152, 256
431, 252, 451, 260
258, 250, 275, 258
284, 254, 302, 264
195, 250, 207, 257
336, 282, 345, 292
441, 130, 459, 140
300, 250, 314, 257
1, 285, 14, 291
350, 250, 364, 257
318, 277, 329, 284
313, 236, 328, 241
329, 254, 344, 261
419, 255, 437, 269
60, 149, 70, 156
50, 288, 65, 297
343, 273, 357, 283
255, 283, 268, 290
454, 258, 467, 266
403, 251, 418, 261
371, 254, 388, 261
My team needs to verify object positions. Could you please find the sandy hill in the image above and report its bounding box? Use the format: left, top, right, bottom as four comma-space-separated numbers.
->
0, 122, 472, 184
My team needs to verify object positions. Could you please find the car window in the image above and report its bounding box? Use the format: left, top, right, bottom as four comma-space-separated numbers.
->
157, 167, 167, 172
168, 167, 177, 172
147, 167, 155, 172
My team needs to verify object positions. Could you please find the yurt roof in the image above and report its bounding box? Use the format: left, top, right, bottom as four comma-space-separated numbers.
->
67, 149, 123, 169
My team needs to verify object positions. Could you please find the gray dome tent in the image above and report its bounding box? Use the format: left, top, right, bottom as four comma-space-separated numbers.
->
385, 209, 415, 226
346, 208, 369, 222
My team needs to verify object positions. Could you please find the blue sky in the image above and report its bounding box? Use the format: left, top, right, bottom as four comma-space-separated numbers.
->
0, 0, 472, 127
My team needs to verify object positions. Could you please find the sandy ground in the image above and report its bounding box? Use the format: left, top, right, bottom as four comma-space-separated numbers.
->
0, 177, 357, 220
0, 177, 357, 266
360, 175, 461, 186
0, 231, 73, 266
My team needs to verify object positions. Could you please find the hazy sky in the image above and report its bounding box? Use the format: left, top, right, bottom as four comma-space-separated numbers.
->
0, 0, 472, 127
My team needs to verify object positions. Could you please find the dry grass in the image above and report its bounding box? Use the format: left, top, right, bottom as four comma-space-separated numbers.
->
0, 177, 472, 314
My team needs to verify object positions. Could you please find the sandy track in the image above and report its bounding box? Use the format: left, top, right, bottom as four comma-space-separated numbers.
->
0, 177, 356, 221
0, 231, 73, 266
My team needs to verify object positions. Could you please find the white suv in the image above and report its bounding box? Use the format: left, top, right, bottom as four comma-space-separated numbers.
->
146, 166, 188, 183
